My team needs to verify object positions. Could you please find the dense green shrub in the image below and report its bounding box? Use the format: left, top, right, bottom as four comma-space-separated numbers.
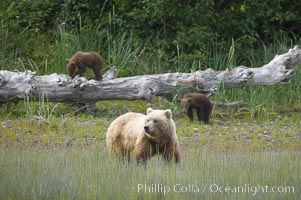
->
0, 0, 300, 72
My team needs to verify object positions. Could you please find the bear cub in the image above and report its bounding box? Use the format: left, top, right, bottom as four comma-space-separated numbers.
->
66, 51, 104, 80
179, 93, 212, 124
106, 108, 180, 163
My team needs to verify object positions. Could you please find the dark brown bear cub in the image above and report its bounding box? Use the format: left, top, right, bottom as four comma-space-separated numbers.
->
179, 93, 212, 124
66, 51, 104, 80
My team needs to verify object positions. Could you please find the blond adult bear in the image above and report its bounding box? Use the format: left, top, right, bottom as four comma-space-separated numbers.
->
106, 108, 180, 163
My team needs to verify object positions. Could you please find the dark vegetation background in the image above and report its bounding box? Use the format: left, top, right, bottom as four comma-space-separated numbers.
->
1, 0, 300, 73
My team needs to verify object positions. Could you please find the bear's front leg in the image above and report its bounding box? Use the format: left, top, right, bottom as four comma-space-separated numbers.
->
134, 143, 150, 163
75, 64, 87, 77
161, 144, 180, 163
196, 106, 204, 122
173, 148, 181, 163
187, 108, 194, 121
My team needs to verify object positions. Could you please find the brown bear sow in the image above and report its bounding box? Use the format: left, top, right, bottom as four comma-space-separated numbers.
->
106, 108, 180, 163
66, 51, 104, 80
180, 93, 212, 124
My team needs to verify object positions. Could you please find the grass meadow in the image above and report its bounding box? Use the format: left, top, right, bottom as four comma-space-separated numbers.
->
1, 99, 301, 199
1, 147, 300, 200
1, 26, 301, 199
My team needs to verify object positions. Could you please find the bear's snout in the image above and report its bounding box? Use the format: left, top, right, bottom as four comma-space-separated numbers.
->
144, 126, 150, 133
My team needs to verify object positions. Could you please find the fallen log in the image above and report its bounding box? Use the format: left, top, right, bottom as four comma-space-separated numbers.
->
0, 46, 300, 108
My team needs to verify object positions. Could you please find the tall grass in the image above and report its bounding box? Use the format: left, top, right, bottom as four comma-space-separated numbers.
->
0, 148, 300, 200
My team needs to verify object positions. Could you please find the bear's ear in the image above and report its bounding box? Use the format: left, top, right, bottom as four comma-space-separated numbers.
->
164, 109, 172, 119
187, 98, 192, 103
65, 59, 70, 63
147, 108, 154, 114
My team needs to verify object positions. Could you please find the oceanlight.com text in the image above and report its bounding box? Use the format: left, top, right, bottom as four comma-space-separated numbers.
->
137, 183, 295, 196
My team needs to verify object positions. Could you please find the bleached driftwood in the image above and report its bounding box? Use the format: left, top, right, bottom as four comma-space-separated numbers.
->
212, 101, 247, 107
0, 46, 301, 109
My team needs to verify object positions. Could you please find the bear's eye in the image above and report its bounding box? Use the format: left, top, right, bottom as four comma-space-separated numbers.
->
153, 120, 158, 123
147, 119, 150, 122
